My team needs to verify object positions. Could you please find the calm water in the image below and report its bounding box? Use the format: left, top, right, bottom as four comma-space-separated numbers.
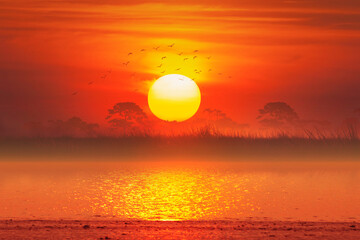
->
0, 160, 359, 221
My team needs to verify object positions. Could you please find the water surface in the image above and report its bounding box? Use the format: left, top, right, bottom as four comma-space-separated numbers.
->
0, 160, 359, 222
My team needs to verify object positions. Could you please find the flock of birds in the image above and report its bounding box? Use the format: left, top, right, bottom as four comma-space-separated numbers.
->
122, 43, 215, 77
71, 43, 232, 96
71, 69, 112, 96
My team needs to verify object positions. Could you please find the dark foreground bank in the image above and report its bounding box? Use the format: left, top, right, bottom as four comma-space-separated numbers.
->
0, 220, 359, 240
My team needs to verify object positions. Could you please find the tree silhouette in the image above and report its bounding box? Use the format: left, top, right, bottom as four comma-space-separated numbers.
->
257, 102, 299, 127
203, 108, 226, 121
48, 117, 99, 137
106, 102, 148, 131
203, 108, 248, 130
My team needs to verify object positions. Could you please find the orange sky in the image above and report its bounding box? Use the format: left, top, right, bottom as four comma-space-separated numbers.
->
1, 0, 360, 135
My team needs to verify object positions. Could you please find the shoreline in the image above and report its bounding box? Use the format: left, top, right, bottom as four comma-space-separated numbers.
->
1, 219, 359, 239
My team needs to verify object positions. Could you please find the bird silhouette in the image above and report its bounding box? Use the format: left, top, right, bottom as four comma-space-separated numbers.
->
178, 52, 183, 56
88, 81, 94, 85
157, 64, 162, 68
100, 75, 107, 79
161, 70, 165, 73
107, 70, 112, 74
72, 91, 78, 96
161, 56, 167, 60
168, 43, 175, 47
140, 49, 145, 52
194, 50, 199, 53
153, 46, 160, 50
208, 69, 212, 72
123, 61, 130, 66
207, 56, 211, 60
193, 56, 197, 59
184, 58, 189, 61
176, 68, 181, 71
128, 52, 133, 56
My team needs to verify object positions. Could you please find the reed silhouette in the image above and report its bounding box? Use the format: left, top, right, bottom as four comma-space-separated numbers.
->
1, 124, 359, 161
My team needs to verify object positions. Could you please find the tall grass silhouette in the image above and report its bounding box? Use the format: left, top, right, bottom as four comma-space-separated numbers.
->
0, 124, 359, 160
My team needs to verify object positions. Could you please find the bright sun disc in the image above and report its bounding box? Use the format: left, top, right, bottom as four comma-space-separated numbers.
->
148, 74, 201, 122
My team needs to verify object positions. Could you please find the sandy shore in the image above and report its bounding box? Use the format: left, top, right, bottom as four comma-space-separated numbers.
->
0, 220, 358, 240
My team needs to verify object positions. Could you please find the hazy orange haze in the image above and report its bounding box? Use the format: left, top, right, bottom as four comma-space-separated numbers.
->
1, 0, 360, 135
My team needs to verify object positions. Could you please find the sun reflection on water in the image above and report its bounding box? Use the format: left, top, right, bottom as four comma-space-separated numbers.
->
83, 164, 264, 221
1, 161, 360, 221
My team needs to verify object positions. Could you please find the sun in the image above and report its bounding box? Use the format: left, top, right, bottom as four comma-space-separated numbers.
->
148, 74, 201, 122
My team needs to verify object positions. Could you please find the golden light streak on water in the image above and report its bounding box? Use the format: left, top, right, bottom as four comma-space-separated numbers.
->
0, 160, 359, 222
86, 167, 264, 221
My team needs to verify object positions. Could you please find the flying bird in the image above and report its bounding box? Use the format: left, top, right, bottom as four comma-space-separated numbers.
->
176, 68, 181, 71
153, 46, 160, 50
123, 61, 130, 66
72, 91, 78, 96
178, 52, 183, 56
127, 52, 133, 56
157, 64, 162, 68
207, 56, 211, 60
140, 49, 146, 52
100, 75, 107, 79
208, 69, 212, 72
193, 56, 197, 59
168, 43, 175, 47
161, 56, 167, 60
184, 58, 189, 61
88, 81, 94, 85
161, 70, 165, 73
193, 50, 199, 53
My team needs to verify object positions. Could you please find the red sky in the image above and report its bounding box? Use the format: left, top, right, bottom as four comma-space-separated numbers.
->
1, 0, 360, 135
